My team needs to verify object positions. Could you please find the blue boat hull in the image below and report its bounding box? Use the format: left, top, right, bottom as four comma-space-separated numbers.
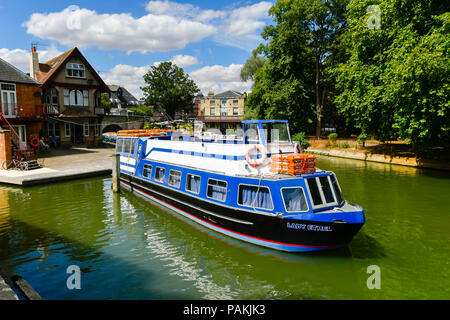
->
120, 174, 364, 253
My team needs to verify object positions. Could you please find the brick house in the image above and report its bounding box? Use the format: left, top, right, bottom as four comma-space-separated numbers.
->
30, 46, 110, 147
0, 57, 44, 156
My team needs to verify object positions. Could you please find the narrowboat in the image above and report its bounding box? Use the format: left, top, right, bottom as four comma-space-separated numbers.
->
104, 120, 365, 252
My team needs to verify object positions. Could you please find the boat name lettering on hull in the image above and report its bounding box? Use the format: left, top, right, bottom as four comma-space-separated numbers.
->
287, 222, 333, 232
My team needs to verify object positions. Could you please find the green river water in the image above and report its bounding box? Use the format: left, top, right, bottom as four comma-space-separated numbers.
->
0, 156, 449, 300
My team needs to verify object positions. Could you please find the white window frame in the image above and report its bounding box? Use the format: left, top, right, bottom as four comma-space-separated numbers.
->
1, 83, 17, 118
155, 167, 166, 183
83, 122, 90, 137
280, 187, 309, 213
11, 125, 26, 143
206, 178, 228, 202
143, 164, 152, 178
168, 170, 182, 188
94, 124, 100, 137
305, 175, 339, 210
66, 63, 86, 78
185, 174, 201, 195
65, 123, 71, 137
237, 183, 274, 211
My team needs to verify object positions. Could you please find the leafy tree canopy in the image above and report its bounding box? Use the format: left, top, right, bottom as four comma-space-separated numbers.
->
141, 62, 200, 119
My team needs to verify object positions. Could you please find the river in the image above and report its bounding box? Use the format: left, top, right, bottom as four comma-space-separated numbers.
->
0, 156, 449, 299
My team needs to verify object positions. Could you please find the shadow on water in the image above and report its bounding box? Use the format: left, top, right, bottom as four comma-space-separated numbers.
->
348, 231, 386, 259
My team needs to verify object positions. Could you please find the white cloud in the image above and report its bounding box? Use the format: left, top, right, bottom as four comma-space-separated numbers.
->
146, 1, 226, 22
23, 6, 216, 53
170, 55, 199, 67
190, 64, 253, 94
0, 45, 63, 72
101, 64, 150, 99
224, 2, 272, 36
102, 62, 253, 100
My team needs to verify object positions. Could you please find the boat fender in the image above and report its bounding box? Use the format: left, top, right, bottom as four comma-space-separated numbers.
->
294, 142, 302, 154
245, 144, 267, 168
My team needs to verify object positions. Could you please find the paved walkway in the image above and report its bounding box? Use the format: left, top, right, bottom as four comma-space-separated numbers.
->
0, 147, 114, 186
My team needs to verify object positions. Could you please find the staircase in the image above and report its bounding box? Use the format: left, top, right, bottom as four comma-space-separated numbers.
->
0, 112, 40, 170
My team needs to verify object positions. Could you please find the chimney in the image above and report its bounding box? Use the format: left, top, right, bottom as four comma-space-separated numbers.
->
30, 46, 39, 80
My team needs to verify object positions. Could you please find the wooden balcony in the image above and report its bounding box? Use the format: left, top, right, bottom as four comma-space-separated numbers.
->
44, 104, 60, 115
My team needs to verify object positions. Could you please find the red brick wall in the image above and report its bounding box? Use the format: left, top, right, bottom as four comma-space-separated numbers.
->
16, 83, 43, 118
0, 131, 12, 164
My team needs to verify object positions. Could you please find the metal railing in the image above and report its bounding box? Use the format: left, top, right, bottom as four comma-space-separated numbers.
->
44, 104, 60, 115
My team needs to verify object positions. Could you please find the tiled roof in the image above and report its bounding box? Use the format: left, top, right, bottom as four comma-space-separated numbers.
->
213, 90, 243, 98
35, 48, 76, 84
0, 57, 40, 85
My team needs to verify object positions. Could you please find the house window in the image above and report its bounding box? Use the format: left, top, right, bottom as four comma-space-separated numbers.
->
186, 174, 201, 194
233, 100, 239, 105
155, 167, 165, 183
48, 123, 60, 137
69, 90, 89, 106
66, 63, 86, 78
168, 170, 181, 188
233, 107, 239, 115
65, 123, 71, 137
210, 100, 215, 105
210, 108, 216, 116
46, 88, 58, 105
94, 124, 100, 137
238, 184, 273, 210
207, 179, 227, 202
83, 122, 89, 137
12, 125, 26, 143
1, 83, 17, 117
64, 89, 70, 105
143, 164, 152, 178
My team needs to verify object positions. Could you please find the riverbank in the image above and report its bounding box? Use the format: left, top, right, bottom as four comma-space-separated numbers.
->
307, 147, 450, 171
0, 147, 114, 186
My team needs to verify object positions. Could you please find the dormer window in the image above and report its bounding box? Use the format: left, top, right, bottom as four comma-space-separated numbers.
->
66, 63, 86, 78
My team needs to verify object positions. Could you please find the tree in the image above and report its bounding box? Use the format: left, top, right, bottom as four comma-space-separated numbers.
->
334, 0, 449, 148
240, 53, 267, 82
141, 62, 200, 119
244, 0, 350, 136
128, 105, 154, 117
100, 93, 112, 115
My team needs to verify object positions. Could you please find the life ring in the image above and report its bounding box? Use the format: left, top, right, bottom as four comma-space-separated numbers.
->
30, 136, 40, 148
245, 145, 267, 168
294, 142, 302, 154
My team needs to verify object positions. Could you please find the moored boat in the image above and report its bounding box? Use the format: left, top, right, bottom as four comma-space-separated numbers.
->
104, 120, 365, 252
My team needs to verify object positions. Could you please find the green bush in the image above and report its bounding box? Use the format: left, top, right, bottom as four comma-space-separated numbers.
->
328, 133, 338, 141
291, 132, 310, 150
340, 141, 350, 149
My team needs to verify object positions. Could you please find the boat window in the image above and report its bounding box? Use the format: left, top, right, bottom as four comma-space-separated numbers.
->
207, 179, 227, 202
143, 164, 152, 178
330, 174, 343, 204
155, 167, 165, 183
319, 176, 335, 203
116, 139, 123, 153
238, 185, 274, 210
244, 124, 260, 144
130, 139, 135, 154
307, 178, 323, 206
169, 170, 181, 188
186, 174, 201, 194
123, 139, 131, 154
262, 122, 291, 143
282, 188, 308, 212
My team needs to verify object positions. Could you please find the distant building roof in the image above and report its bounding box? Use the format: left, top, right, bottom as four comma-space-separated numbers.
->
213, 90, 244, 99
108, 85, 139, 106
0, 57, 40, 85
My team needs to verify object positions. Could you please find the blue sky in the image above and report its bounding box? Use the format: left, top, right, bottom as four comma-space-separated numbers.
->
0, 0, 275, 98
